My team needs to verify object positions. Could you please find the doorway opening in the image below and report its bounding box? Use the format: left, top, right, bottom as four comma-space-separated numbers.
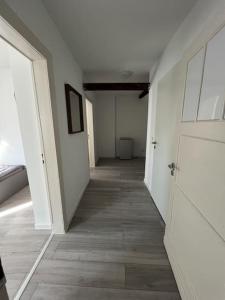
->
0, 9, 64, 298
86, 98, 96, 168
0, 36, 52, 299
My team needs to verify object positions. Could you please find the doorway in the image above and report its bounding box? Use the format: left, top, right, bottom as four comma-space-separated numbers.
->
0, 10, 64, 235
86, 99, 95, 168
0, 36, 52, 299
0, 10, 64, 299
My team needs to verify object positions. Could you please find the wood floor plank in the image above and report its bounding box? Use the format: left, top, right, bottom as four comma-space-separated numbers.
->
47, 249, 170, 266
20, 283, 38, 300
0, 187, 50, 299
30, 284, 181, 300
22, 158, 180, 299
32, 259, 125, 288
125, 264, 179, 292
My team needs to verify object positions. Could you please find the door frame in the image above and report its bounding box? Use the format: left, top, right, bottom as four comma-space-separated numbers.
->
85, 98, 96, 168
144, 88, 156, 190
0, 1, 65, 233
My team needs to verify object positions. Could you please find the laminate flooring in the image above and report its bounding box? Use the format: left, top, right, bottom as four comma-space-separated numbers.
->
21, 159, 181, 300
0, 186, 50, 299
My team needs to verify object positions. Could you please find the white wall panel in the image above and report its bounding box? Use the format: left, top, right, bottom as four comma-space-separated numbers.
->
198, 25, 225, 120
182, 48, 205, 121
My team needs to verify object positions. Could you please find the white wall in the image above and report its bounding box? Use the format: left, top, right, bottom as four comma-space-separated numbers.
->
4, 0, 90, 227
116, 95, 148, 157
95, 93, 148, 158
145, 0, 225, 219
96, 94, 116, 158
84, 71, 149, 83
0, 67, 26, 165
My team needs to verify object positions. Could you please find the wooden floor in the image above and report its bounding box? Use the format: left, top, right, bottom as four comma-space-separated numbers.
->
0, 187, 50, 299
22, 159, 180, 299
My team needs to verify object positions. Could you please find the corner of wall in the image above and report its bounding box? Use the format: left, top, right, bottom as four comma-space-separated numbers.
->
64, 176, 90, 232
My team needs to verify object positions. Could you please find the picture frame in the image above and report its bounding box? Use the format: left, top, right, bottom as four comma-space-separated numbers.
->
65, 83, 84, 134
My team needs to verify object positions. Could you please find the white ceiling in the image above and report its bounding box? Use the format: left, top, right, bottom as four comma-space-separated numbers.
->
42, 0, 197, 76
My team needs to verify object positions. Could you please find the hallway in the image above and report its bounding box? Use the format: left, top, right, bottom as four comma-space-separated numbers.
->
21, 159, 180, 299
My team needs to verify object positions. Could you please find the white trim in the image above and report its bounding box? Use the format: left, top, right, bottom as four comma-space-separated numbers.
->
144, 180, 166, 225
0, 3, 65, 233
144, 88, 155, 191
14, 233, 54, 300
144, 177, 150, 189
86, 98, 96, 168
164, 234, 197, 300
35, 224, 52, 230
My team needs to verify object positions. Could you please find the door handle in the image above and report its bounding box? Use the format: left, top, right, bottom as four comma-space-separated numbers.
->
152, 141, 157, 149
168, 162, 176, 176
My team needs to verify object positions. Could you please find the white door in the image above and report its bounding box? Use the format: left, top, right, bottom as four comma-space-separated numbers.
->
165, 24, 225, 300
150, 63, 183, 221
86, 99, 95, 167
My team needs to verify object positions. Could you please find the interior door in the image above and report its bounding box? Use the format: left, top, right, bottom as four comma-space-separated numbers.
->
165, 25, 225, 300
151, 63, 184, 221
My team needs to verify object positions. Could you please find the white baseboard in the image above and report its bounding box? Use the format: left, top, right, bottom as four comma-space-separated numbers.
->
164, 234, 196, 300
35, 223, 52, 230
144, 179, 166, 224
144, 177, 150, 189
14, 233, 54, 300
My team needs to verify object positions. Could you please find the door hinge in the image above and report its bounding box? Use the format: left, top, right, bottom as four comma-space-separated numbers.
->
152, 141, 157, 149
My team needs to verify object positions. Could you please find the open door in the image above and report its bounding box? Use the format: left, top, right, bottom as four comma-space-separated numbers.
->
165, 24, 225, 300
150, 63, 182, 221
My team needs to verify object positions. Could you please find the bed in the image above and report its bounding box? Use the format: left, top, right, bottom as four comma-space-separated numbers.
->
0, 165, 28, 205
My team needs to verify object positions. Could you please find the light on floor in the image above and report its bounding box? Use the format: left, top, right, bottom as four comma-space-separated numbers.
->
0, 140, 9, 161
0, 201, 32, 218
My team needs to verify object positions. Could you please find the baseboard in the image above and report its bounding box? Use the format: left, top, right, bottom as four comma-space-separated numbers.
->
164, 234, 197, 300
144, 180, 166, 225
35, 223, 52, 230
65, 179, 89, 232
144, 177, 150, 188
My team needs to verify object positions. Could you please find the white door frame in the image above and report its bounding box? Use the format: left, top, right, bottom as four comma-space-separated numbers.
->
144, 87, 157, 190
86, 98, 96, 168
0, 2, 65, 233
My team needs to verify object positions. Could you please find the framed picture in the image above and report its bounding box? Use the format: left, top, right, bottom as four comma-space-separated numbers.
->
65, 83, 84, 134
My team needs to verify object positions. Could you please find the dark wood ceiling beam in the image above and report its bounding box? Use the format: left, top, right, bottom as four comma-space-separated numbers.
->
139, 90, 149, 99
83, 82, 150, 91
